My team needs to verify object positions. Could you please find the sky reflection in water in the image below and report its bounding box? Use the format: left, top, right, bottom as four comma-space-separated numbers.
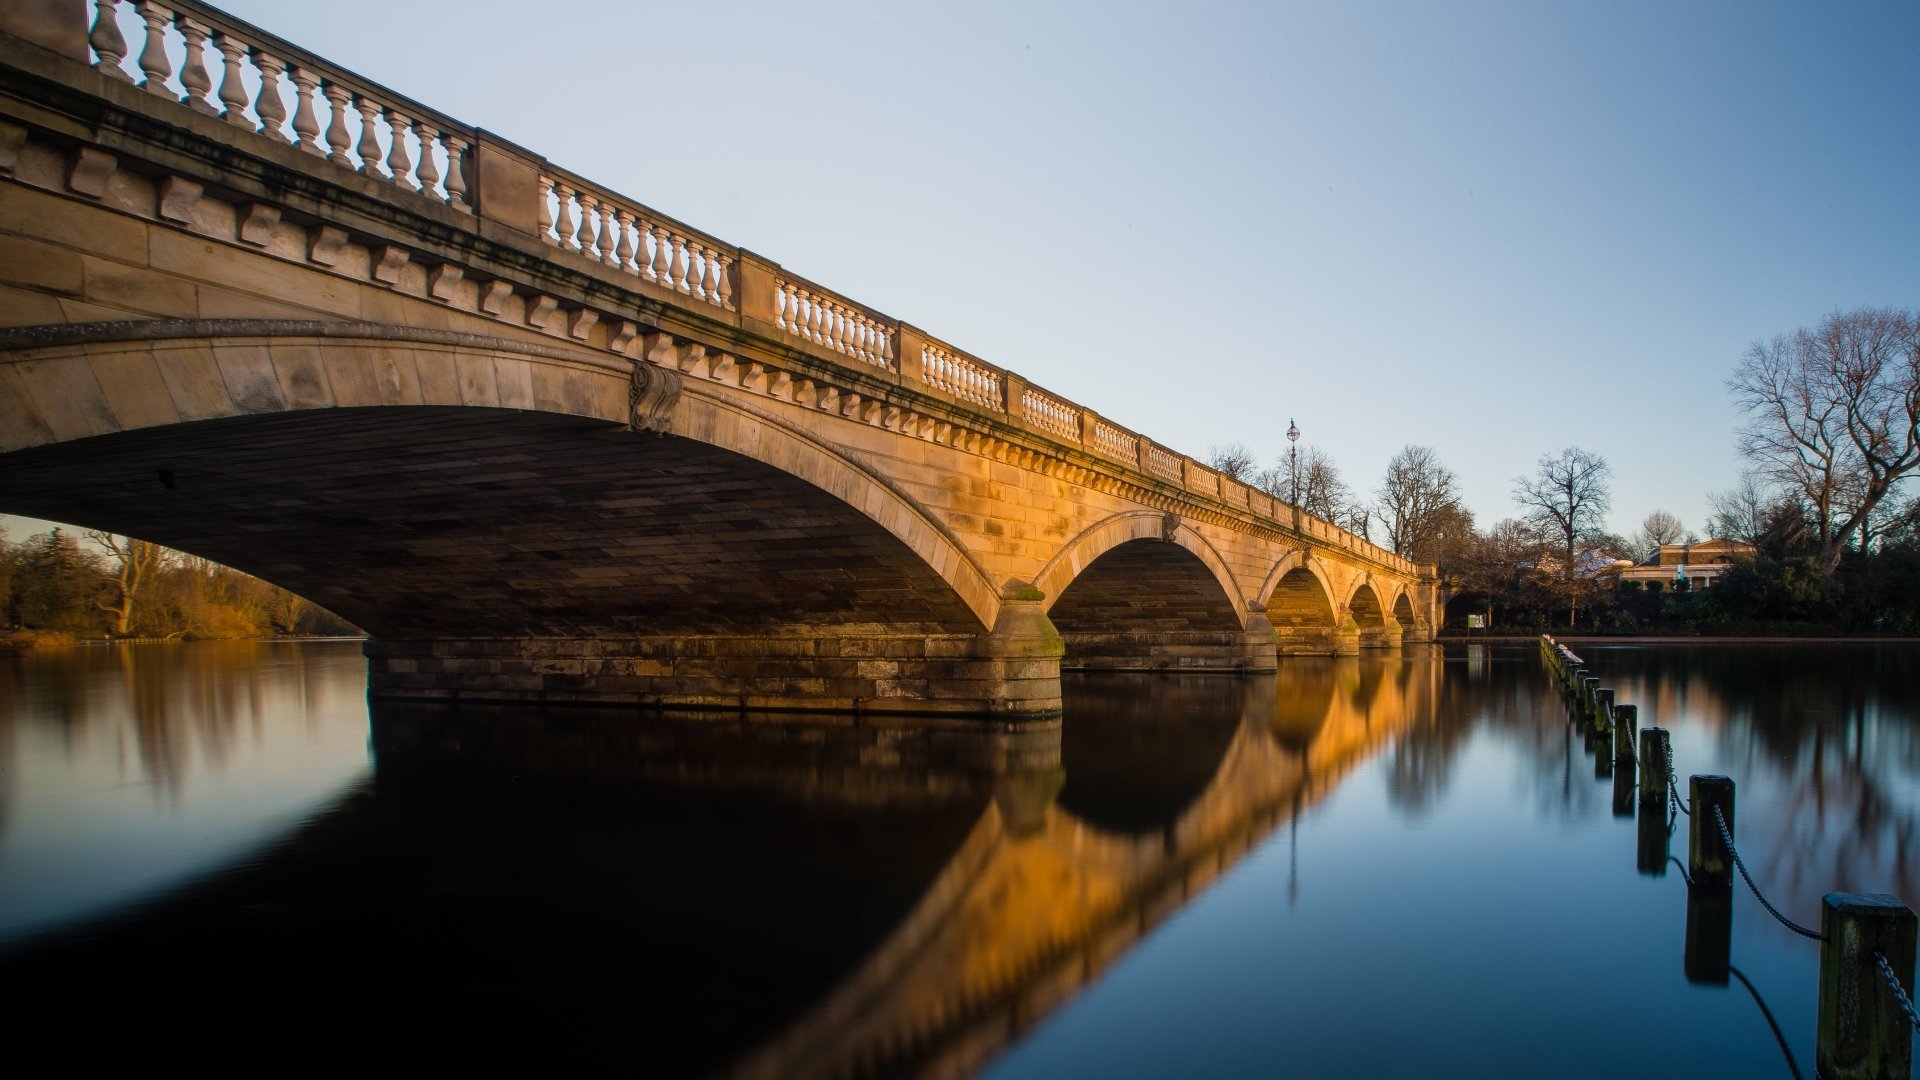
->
1, 640, 1914, 1076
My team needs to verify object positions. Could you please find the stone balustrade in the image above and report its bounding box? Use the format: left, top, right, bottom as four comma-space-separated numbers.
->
539, 167, 733, 310
1019, 385, 1079, 441
922, 342, 1002, 409
89, 0, 473, 207
774, 276, 893, 370
59, 0, 1420, 578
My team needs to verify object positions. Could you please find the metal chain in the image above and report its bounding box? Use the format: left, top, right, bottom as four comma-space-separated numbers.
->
1712, 805, 1824, 941
1875, 949, 1920, 1032
1667, 759, 1691, 816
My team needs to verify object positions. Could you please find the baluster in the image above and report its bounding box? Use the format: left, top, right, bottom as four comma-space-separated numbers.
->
354, 94, 384, 175
134, 1, 173, 97
174, 16, 218, 113
288, 66, 323, 152
775, 283, 791, 329
602, 206, 620, 268
535, 175, 555, 243
578, 193, 600, 258
322, 81, 353, 162
879, 324, 893, 366
615, 210, 638, 272
214, 32, 251, 127
555, 183, 578, 249
807, 291, 825, 343
646, 223, 668, 282
415, 124, 442, 199
253, 52, 290, 142
718, 255, 733, 308
835, 307, 851, 355
443, 133, 470, 208
385, 108, 414, 187
670, 233, 691, 293
91, 0, 133, 82
701, 245, 720, 302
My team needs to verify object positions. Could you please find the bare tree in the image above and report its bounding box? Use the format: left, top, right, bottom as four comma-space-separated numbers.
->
1729, 306, 1920, 569
1373, 445, 1461, 562
1632, 510, 1684, 559
85, 530, 167, 636
1206, 442, 1258, 482
1251, 444, 1351, 517
1706, 472, 1779, 546
1512, 446, 1612, 626
1281, 446, 1355, 522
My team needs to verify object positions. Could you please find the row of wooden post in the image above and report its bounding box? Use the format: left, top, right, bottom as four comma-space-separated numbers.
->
1539, 636, 1916, 1080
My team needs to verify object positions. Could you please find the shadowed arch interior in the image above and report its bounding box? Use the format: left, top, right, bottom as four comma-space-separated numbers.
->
1046, 538, 1246, 671
0, 406, 987, 639
1349, 583, 1385, 627
1268, 566, 1336, 628
1393, 591, 1416, 625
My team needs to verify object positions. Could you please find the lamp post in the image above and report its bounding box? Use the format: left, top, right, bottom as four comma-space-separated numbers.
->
1286, 419, 1300, 507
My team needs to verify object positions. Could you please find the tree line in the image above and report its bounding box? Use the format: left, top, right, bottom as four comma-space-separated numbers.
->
1210, 305, 1920, 634
1, 522, 359, 646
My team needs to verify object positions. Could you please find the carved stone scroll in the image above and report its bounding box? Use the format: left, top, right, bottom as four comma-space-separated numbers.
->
629, 360, 683, 434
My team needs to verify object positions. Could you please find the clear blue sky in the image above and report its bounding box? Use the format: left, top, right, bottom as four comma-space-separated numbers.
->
72, 2, 1920, 541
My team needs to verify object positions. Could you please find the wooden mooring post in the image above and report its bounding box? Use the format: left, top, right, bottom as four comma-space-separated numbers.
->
1637, 727, 1669, 809
1608, 704, 1637, 818
1611, 704, 1636, 770
1683, 775, 1735, 985
1593, 686, 1614, 734
1687, 775, 1735, 891
1817, 893, 1916, 1080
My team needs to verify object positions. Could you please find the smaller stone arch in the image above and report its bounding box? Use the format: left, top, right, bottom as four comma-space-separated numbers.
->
1347, 581, 1386, 627
1033, 511, 1245, 623
1040, 512, 1268, 672
1260, 552, 1340, 657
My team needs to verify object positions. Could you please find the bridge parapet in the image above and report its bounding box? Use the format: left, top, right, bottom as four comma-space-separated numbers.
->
28, 0, 1418, 578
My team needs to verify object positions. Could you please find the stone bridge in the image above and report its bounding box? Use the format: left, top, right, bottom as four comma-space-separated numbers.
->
0, 1, 1438, 715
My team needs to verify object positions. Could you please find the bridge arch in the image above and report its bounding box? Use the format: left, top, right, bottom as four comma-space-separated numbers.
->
1256, 550, 1342, 656
1392, 589, 1416, 626
1036, 512, 1259, 673
0, 323, 1038, 711
1347, 581, 1386, 627
1032, 510, 1243, 618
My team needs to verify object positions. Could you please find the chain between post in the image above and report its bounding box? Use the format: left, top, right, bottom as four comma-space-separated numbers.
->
1711, 804, 1823, 941
1875, 948, 1920, 1032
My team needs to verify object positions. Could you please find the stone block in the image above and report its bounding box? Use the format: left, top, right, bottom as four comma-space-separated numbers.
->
0, 234, 83, 295
0, 184, 146, 260
87, 346, 180, 431
0, 281, 66, 324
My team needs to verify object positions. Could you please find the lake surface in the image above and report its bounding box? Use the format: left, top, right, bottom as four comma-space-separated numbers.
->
1, 639, 1914, 1075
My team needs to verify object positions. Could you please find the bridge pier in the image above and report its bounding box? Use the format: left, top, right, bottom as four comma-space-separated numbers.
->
1275, 627, 1340, 656
368, 595, 1066, 717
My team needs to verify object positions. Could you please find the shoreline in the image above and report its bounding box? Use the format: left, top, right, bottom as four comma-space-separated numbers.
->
1439, 633, 1920, 644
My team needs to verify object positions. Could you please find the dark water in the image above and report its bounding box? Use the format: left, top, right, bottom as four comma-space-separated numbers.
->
0, 640, 1914, 1075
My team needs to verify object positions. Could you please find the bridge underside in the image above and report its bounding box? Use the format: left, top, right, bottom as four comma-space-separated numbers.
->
0, 405, 1059, 714
1048, 539, 1274, 673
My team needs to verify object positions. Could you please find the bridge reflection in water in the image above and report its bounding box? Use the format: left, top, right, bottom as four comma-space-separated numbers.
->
0, 652, 1436, 1075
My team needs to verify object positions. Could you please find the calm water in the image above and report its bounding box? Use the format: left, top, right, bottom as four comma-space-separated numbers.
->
1, 640, 1914, 1075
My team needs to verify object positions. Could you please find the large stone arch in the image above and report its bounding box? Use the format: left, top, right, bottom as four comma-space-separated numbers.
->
0, 321, 997, 629
1253, 548, 1339, 622
0, 321, 1054, 713
1255, 550, 1343, 656
1032, 510, 1244, 620
1035, 512, 1268, 673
